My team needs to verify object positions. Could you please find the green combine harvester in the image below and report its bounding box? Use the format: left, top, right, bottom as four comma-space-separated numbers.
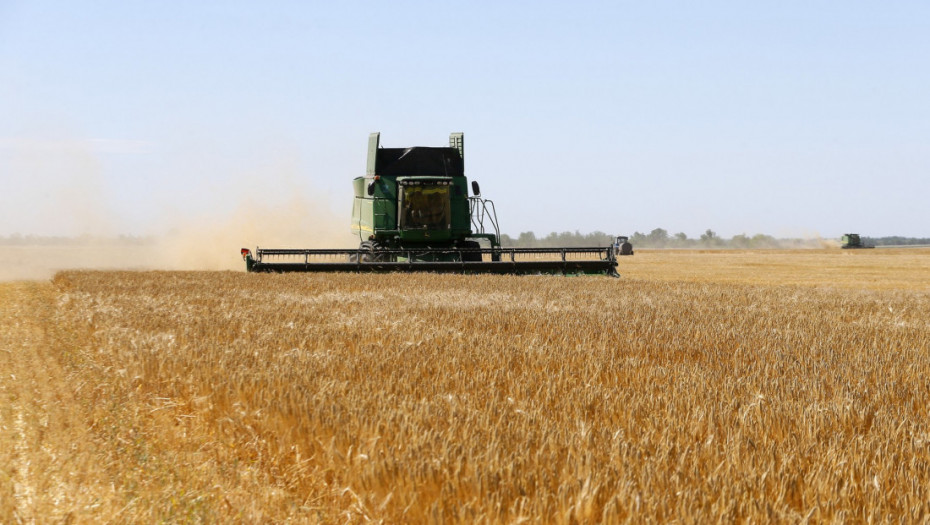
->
841, 233, 874, 249
242, 132, 618, 276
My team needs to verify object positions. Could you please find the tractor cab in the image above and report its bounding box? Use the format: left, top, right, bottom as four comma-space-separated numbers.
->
613, 236, 634, 256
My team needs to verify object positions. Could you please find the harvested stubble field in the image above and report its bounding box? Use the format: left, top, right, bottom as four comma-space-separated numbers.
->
2, 249, 930, 523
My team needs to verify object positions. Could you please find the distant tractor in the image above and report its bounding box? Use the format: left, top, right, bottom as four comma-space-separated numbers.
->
841, 233, 874, 249
613, 236, 634, 256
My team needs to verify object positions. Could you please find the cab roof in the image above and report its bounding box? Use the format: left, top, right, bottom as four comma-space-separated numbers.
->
375, 147, 464, 177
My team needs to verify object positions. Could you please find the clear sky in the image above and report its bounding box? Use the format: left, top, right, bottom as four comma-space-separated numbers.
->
2, 1, 928, 241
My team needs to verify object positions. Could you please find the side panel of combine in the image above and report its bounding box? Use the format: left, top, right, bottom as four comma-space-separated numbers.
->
449, 133, 468, 237
351, 177, 371, 240
352, 176, 399, 240
451, 179, 472, 238
373, 179, 397, 231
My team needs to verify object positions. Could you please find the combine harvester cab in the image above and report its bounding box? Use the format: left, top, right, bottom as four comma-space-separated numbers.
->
242, 132, 619, 277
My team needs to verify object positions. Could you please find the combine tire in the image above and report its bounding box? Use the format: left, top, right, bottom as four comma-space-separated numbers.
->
349, 241, 378, 263
461, 241, 483, 262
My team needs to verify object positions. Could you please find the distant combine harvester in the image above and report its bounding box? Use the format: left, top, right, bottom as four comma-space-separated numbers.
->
841, 233, 874, 249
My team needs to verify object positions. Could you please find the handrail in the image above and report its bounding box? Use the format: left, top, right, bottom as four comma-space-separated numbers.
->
468, 196, 500, 241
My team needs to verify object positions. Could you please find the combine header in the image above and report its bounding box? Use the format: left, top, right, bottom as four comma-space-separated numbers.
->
242, 132, 618, 276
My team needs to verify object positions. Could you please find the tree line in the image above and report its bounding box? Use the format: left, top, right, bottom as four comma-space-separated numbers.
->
500, 229, 930, 249
862, 236, 930, 247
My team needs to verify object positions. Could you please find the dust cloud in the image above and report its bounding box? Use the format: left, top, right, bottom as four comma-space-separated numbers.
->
152, 192, 354, 272
768, 236, 840, 249
0, 193, 352, 281
147, 157, 356, 272
1, 135, 357, 281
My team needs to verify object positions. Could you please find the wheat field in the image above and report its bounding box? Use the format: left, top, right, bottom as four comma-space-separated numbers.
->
2, 249, 929, 523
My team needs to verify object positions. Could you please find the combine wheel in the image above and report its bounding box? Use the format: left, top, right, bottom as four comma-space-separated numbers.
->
352, 241, 396, 262
360, 241, 376, 262
461, 241, 483, 262
349, 241, 377, 263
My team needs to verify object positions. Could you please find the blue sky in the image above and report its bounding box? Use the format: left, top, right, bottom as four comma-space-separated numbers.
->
1, 1, 928, 241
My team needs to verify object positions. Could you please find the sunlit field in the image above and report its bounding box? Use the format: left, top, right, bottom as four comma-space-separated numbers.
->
2, 249, 929, 522
623, 248, 930, 290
